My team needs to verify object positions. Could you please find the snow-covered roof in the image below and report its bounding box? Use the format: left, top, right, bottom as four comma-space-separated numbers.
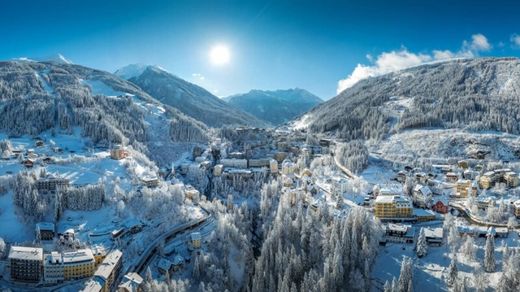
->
62, 249, 94, 264
157, 258, 173, 271
422, 227, 443, 239
36, 222, 55, 232
375, 195, 410, 204
95, 250, 122, 279
8, 246, 43, 261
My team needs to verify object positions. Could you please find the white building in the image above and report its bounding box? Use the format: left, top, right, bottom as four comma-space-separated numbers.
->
220, 158, 248, 169
44, 252, 64, 284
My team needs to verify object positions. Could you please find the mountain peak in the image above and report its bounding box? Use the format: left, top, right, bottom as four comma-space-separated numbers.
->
115, 64, 169, 80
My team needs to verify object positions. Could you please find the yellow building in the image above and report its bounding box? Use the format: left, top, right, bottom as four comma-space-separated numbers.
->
62, 249, 95, 280
374, 195, 413, 219
479, 172, 495, 189
190, 232, 201, 249
456, 179, 472, 197
82, 250, 123, 292
91, 246, 107, 265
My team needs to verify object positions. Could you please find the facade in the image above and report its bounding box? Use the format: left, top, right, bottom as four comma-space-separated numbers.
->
383, 224, 415, 243
94, 250, 123, 292
504, 172, 519, 188
269, 159, 279, 174
36, 222, 55, 241
91, 246, 107, 265
432, 200, 449, 214
479, 171, 496, 189
220, 158, 248, 169
445, 172, 459, 183
191, 232, 201, 249
514, 200, 520, 218
110, 145, 129, 160
455, 179, 472, 197
141, 175, 159, 188
43, 252, 64, 284
422, 227, 443, 246
412, 185, 432, 208
62, 249, 96, 280
374, 195, 413, 219
213, 164, 223, 176
8, 246, 44, 283
36, 174, 69, 194
281, 159, 296, 175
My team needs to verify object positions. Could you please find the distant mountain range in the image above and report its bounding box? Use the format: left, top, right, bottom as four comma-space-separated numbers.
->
116, 64, 267, 128
224, 88, 322, 125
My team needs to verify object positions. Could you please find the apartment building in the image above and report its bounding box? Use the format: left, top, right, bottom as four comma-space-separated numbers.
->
374, 195, 413, 219
8, 246, 43, 283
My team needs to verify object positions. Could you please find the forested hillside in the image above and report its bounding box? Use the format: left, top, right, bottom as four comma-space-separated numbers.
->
0, 60, 208, 165
296, 58, 520, 140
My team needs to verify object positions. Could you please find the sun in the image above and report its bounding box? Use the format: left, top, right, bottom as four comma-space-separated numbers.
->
210, 44, 231, 65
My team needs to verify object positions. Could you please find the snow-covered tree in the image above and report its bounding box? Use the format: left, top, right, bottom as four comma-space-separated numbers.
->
446, 256, 458, 287
398, 256, 413, 292
460, 235, 475, 261
416, 228, 428, 257
484, 234, 496, 272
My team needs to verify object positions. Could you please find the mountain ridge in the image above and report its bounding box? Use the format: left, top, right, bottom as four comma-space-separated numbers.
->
225, 88, 322, 125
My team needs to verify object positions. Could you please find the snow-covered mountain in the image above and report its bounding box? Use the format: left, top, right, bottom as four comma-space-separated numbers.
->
0, 60, 208, 165
116, 64, 267, 128
294, 58, 520, 141
224, 88, 322, 125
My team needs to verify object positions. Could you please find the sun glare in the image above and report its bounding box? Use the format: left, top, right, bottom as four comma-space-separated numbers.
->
210, 44, 231, 65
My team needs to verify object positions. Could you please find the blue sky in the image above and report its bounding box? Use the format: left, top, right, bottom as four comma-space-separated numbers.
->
1, 0, 520, 99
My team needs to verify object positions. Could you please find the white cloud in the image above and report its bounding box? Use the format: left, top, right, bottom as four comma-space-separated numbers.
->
337, 34, 491, 93
511, 34, 520, 48
191, 73, 205, 81
463, 33, 491, 52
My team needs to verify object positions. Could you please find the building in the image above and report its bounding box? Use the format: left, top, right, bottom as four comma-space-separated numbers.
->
504, 172, 519, 188
62, 249, 96, 280
396, 171, 407, 183
172, 255, 184, 272
281, 159, 296, 175
248, 158, 270, 168
118, 272, 144, 292
110, 145, 129, 160
8, 246, 43, 283
141, 175, 159, 188
190, 232, 201, 249
269, 159, 279, 174
213, 164, 223, 176
157, 258, 173, 274
455, 179, 472, 197
185, 186, 200, 201
412, 185, 432, 208
514, 200, 520, 218
479, 171, 496, 189
36, 174, 70, 194
383, 224, 415, 243
457, 160, 469, 169
432, 200, 449, 214
414, 209, 436, 222
22, 159, 34, 168
422, 227, 443, 246
43, 252, 64, 284
94, 250, 123, 292
374, 195, 413, 219
445, 172, 459, 183
91, 246, 107, 265
220, 158, 248, 169
36, 222, 55, 241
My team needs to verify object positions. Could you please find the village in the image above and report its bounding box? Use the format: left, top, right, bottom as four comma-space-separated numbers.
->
1, 126, 520, 291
